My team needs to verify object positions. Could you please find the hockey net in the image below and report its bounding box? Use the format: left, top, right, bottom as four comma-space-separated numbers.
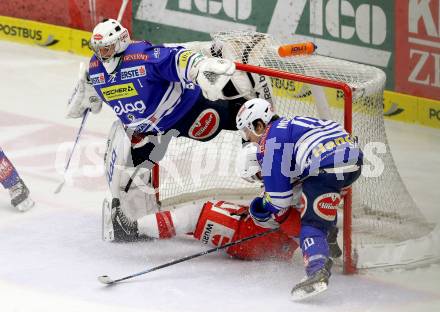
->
154, 31, 437, 273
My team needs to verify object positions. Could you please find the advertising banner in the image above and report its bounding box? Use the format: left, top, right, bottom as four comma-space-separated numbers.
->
0, 16, 93, 57
0, 0, 132, 33
395, 0, 440, 101
133, 0, 394, 88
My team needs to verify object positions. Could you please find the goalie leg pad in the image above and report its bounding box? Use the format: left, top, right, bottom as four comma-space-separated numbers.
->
104, 120, 132, 199
104, 121, 159, 222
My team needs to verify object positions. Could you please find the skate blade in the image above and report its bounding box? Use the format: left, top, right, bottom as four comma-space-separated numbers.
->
290, 281, 328, 301
16, 198, 35, 212
102, 198, 115, 242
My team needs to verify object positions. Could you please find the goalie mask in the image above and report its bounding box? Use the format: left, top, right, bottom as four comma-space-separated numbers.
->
236, 98, 275, 141
236, 142, 261, 183
90, 19, 130, 73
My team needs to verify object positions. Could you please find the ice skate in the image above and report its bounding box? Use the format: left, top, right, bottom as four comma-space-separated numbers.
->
102, 198, 140, 242
290, 258, 333, 301
9, 179, 34, 212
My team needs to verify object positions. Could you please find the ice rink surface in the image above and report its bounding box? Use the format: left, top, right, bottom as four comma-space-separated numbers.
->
0, 41, 439, 312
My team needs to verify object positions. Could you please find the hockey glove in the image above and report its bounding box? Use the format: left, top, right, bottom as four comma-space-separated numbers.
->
249, 196, 279, 229
66, 64, 103, 118
249, 195, 295, 230
189, 53, 235, 101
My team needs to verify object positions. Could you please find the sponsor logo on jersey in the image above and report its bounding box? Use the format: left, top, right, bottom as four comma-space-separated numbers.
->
201, 222, 233, 247
89, 60, 99, 69
153, 48, 161, 58
121, 65, 147, 80
312, 193, 341, 222
188, 108, 220, 140
178, 50, 194, 69
312, 135, 358, 158
90, 72, 105, 85
101, 83, 138, 101
202, 223, 214, 244
113, 100, 147, 116
122, 53, 148, 62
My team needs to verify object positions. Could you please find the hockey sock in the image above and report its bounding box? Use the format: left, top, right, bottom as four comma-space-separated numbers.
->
137, 202, 202, 238
0, 149, 20, 189
300, 225, 330, 276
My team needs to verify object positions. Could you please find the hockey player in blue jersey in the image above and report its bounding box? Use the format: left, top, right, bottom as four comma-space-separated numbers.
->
0, 147, 34, 211
236, 98, 363, 300
65, 19, 269, 238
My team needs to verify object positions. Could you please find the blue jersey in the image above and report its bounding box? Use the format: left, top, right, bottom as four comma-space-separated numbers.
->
257, 117, 362, 210
88, 41, 202, 133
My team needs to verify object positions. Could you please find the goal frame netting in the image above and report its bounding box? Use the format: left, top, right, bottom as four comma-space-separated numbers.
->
150, 31, 439, 274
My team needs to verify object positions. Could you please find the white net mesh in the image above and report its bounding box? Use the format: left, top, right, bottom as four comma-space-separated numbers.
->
157, 31, 434, 269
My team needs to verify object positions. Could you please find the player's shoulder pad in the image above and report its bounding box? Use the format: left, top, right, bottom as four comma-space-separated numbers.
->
88, 55, 100, 71
124, 41, 182, 64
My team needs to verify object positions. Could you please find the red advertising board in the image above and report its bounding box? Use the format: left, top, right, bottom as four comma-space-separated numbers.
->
395, 0, 440, 101
0, 0, 132, 33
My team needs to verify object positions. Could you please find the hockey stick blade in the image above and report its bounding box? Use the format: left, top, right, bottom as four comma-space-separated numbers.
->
97, 228, 278, 285
97, 275, 115, 285
53, 179, 66, 194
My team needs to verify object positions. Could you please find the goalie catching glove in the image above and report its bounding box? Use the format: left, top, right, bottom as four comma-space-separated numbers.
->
66, 63, 103, 118
189, 53, 235, 101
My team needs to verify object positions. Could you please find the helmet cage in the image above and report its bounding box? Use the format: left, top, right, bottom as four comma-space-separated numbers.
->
90, 19, 130, 63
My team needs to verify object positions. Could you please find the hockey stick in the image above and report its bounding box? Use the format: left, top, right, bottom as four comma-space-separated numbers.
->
117, 0, 129, 23
54, 108, 91, 194
98, 227, 278, 285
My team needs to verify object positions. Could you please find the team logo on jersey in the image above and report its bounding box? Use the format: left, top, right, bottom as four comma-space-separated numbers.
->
101, 83, 138, 101
113, 100, 147, 116
188, 108, 220, 140
312, 193, 341, 221
121, 65, 147, 80
89, 72, 105, 85
108, 72, 117, 84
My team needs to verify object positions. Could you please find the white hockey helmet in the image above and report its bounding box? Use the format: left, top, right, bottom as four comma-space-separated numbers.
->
90, 19, 130, 73
236, 98, 275, 141
236, 143, 261, 183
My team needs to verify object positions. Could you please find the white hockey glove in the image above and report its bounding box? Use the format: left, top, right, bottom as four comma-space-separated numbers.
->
189, 54, 235, 101
66, 64, 103, 118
